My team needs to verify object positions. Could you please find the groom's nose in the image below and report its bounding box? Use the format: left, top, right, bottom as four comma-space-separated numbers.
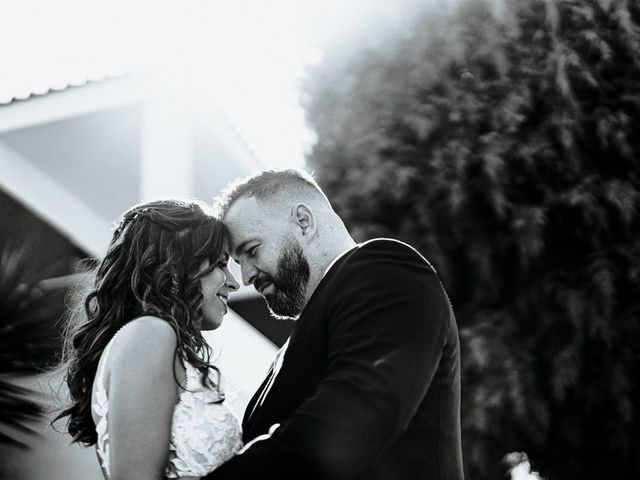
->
241, 263, 257, 286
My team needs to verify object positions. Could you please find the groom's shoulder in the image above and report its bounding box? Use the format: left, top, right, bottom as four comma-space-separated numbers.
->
358, 237, 418, 254
354, 238, 433, 268
326, 238, 438, 285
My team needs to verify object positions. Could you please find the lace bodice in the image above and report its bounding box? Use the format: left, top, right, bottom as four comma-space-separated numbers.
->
92, 328, 243, 479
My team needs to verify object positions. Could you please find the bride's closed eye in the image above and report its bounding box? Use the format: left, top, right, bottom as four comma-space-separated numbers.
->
195, 261, 216, 279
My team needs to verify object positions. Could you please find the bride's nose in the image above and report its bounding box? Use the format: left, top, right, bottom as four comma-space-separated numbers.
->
225, 268, 240, 291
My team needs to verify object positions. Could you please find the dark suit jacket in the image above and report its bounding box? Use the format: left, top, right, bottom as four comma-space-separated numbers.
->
205, 238, 464, 479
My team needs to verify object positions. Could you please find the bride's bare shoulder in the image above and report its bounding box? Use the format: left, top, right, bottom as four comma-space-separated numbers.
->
109, 316, 178, 368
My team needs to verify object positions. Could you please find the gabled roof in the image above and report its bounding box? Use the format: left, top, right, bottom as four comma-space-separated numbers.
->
0, 73, 128, 106
0, 72, 164, 134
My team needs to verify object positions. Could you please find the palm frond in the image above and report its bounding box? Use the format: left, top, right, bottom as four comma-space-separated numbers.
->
0, 378, 44, 449
0, 241, 64, 448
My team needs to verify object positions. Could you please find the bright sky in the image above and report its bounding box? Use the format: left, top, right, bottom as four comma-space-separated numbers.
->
0, 0, 442, 169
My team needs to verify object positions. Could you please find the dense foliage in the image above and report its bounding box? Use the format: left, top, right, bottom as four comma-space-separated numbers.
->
304, 0, 640, 478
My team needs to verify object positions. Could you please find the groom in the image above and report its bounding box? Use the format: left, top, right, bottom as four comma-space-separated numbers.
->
205, 169, 464, 480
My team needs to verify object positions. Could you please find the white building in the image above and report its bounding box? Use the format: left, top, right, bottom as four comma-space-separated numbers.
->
0, 73, 284, 479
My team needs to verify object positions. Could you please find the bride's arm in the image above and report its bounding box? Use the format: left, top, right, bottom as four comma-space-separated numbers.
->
107, 317, 181, 480
238, 424, 280, 455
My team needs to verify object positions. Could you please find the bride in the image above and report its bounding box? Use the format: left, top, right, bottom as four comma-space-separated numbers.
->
55, 199, 242, 479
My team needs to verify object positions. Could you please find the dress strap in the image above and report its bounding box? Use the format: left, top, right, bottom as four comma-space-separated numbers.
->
183, 361, 199, 390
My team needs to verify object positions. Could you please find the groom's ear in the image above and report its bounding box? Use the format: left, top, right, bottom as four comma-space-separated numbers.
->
292, 203, 317, 241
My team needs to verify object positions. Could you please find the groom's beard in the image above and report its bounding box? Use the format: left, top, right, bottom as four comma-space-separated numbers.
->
255, 240, 310, 320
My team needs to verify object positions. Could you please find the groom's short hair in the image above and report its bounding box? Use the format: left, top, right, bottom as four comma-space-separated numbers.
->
216, 168, 329, 216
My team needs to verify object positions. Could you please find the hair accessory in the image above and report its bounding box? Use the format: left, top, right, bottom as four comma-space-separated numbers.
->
129, 207, 151, 223
113, 221, 127, 238
113, 207, 152, 238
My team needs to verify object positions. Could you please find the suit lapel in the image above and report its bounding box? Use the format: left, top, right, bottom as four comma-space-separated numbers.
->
242, 365, 275, 437
244, 336, 291, 431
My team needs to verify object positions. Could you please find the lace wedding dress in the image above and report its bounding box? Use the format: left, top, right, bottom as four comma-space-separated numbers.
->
91, 328, 243, 479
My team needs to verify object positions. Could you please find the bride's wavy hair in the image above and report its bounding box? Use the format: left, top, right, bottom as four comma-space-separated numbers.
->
54, 199, 227, 446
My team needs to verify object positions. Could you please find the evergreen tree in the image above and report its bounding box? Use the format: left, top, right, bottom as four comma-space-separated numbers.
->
304, 1, 640, 478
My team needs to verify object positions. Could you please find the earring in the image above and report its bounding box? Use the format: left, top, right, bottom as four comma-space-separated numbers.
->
170, 275, 180, 296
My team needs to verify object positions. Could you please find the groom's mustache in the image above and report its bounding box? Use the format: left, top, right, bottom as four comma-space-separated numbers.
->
254, 274, 276, 294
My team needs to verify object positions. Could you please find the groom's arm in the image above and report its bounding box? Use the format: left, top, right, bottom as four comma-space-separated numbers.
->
205, 241, 454, 479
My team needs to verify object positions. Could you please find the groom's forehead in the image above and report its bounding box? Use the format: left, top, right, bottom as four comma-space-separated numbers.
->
224, 195, 289, 226
224, 196, 262, 224
224, 197, 278, 239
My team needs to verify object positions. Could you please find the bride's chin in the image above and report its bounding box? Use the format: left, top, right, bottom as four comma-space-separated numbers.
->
201, 315, 223, 331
